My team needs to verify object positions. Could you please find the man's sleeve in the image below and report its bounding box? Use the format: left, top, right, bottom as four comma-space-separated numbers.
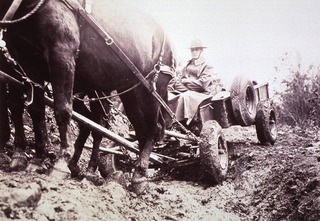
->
187, 65, 214, 91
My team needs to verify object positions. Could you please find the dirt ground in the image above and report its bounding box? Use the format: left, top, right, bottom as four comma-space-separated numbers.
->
1, 114, 320, 221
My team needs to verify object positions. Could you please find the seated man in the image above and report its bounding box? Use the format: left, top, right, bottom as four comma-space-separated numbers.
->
168, 39, 222, 128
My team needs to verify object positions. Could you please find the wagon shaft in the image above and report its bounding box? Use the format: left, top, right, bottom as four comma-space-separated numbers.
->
44, 96, 163, 164
164, 130, 197, 142
0, 70, 23, 86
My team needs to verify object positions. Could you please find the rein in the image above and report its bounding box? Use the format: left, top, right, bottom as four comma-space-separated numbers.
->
2, 0, 23, 22
73, 67, 161, 102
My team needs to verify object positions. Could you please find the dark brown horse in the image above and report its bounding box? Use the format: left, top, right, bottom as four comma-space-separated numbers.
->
0, 0, 175, 193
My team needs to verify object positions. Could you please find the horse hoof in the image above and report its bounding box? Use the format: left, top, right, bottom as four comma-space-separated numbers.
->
9, 151, 28, 172
131, 177, 148, 195
49, 158, 70, 179
68, 163, 82, 179
0, 153, 11, 170
85, 172, 105, 186
26, 158, 49, 174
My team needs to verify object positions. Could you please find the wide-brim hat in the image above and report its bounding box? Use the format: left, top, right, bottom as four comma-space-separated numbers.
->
189, 39, 207, 49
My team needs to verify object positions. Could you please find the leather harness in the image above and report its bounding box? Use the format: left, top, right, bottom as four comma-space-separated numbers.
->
0, 0, 177, 119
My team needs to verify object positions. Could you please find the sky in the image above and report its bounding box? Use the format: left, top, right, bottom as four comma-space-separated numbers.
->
133, 0, 320, 90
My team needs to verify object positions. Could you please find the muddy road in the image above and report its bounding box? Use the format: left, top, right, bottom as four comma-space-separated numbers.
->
1, 122, 320, 221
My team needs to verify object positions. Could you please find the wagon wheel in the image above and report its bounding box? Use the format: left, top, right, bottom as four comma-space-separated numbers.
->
199, 120, 228, 184
255, 100, 277, 145
230, 75, 257, 126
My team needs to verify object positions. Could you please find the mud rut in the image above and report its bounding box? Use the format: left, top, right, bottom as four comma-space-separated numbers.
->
1, 115, 320, 220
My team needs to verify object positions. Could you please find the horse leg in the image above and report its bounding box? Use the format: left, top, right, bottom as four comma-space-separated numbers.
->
88, 92, 111, 169
40, 7, 80, 163
51, 82, 74, 158
86, 93, 112, 185
68, 98, 91, 178
0, 82, 10, 151
49, 48, 79, 160
84, 124, 105, 186
27, 88, 49, 158
0, 82, 11, 168
47, 51, 77, 176
7, 86, 28, 171
70, 93, 109, 185
121, 90, 162, 194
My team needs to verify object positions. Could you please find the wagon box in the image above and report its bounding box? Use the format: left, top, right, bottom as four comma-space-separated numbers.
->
254, 82, 270, 101
199, 91, 235, 128
199, 81, 271, 128
198, 76, 277, 146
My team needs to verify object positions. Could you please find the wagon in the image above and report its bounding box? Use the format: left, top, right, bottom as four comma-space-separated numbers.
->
46, 74, 277, 185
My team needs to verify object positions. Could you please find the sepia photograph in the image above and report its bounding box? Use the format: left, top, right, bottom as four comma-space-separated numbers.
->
0, 0, 320, 220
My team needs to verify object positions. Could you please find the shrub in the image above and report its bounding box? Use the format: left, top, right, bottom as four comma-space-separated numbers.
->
274, 54, 320, 129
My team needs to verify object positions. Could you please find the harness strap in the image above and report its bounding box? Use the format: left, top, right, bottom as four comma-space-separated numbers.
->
2, 0, 23, 21
0, 0, 46, 25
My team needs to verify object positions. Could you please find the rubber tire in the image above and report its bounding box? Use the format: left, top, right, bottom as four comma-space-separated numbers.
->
199, 120, 228, 184
230, 76, 257, 126
255, 100, 277, 145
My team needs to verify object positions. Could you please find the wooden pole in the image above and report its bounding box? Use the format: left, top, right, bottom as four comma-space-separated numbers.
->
0, 70, 23, 86
44, 96, 163, 164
